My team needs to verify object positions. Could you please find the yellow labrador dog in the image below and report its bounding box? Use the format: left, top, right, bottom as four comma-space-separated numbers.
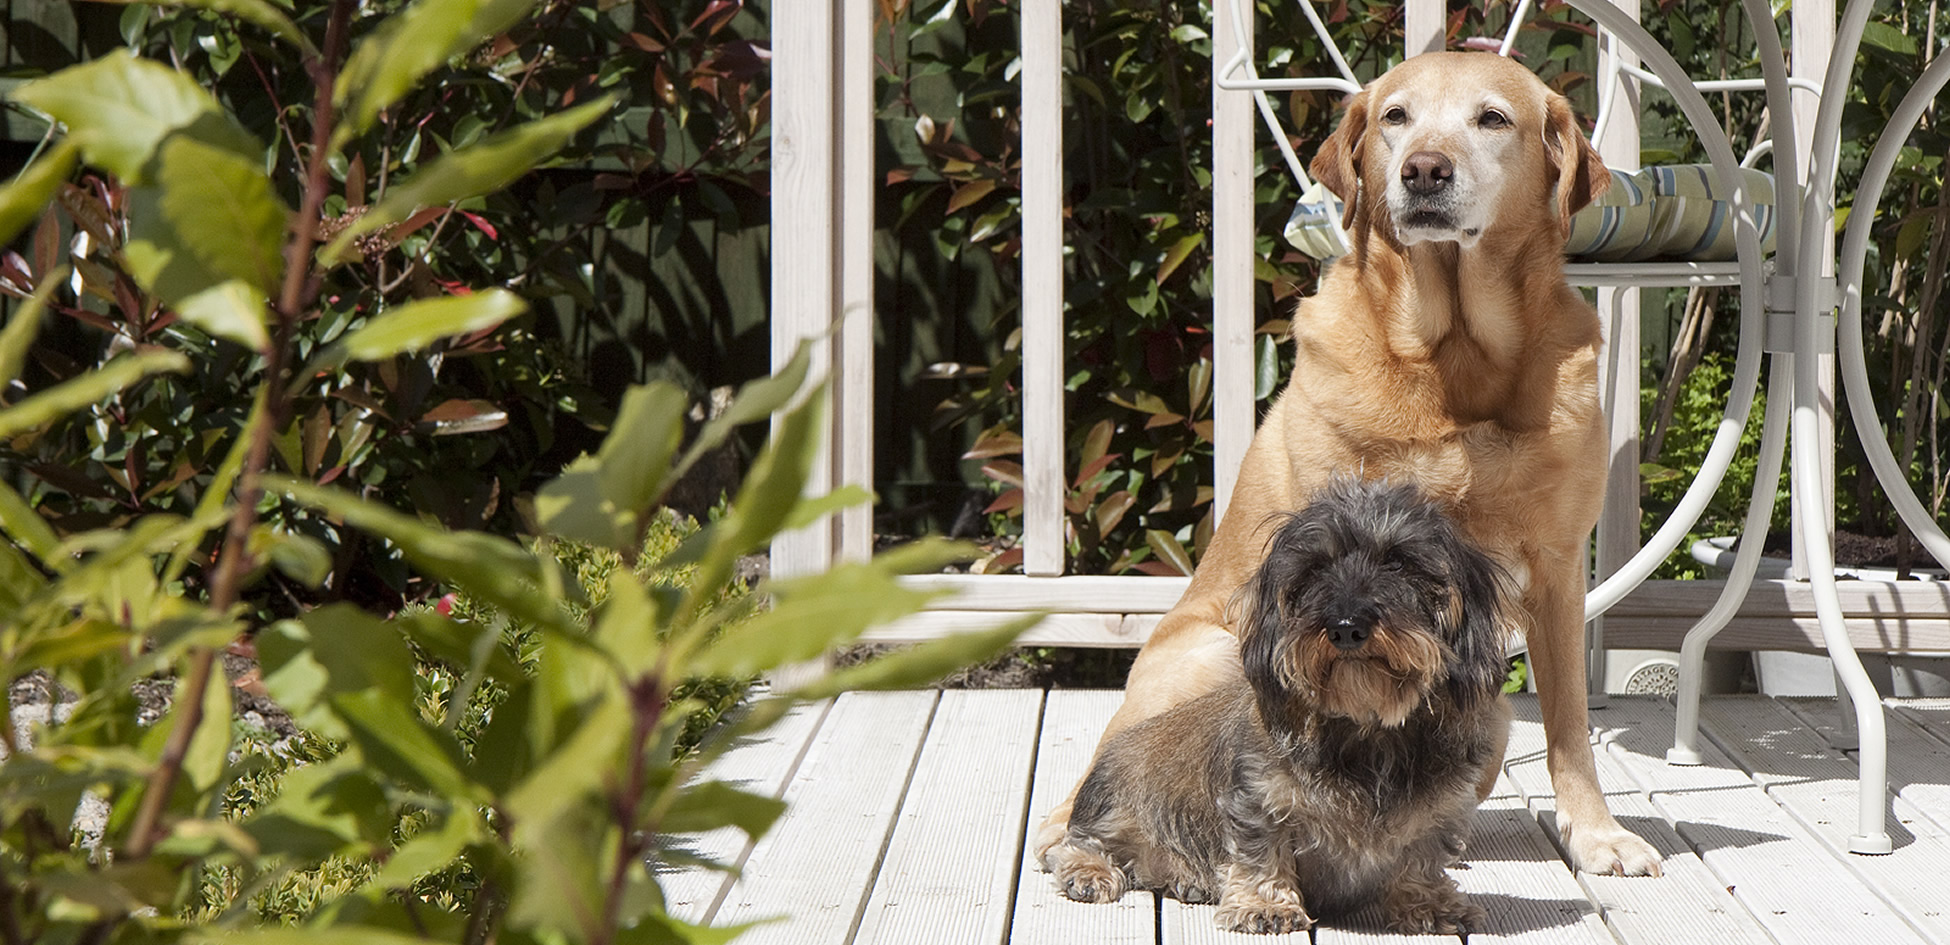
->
1038, 52, 1663, 878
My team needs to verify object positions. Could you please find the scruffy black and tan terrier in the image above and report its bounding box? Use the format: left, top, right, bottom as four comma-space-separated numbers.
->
1044, 478, 1514, 934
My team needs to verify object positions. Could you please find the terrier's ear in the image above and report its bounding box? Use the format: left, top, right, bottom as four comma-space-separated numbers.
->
1310, 90, 1370, 232
1440, 530, 1512, 710
1543, 93, 1609, 239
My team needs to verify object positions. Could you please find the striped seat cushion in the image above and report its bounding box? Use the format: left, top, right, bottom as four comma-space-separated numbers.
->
1284, 164, 1777, 263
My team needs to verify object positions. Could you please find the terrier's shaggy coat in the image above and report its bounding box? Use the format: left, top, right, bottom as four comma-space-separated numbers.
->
1045, 480, 1512, 934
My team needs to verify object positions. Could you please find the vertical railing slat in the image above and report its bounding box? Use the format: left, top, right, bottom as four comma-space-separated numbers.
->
1404, 0, 1445, 55
768, 0, 837, 581
837, 0, 875, 563
1021, 0, 1066, 577
1210, 0, 1255, 528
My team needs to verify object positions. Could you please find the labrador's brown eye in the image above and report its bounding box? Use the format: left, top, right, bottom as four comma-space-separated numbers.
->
1478, 109, 1510, 128
1382, 106, 1409, 125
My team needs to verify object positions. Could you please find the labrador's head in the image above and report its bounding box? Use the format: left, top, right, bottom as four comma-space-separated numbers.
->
1310, 52, 1607, 249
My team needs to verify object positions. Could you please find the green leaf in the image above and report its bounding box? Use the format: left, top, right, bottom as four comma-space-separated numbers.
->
592, 571, 661, 676
185, 926, 442, 945
692, 540, 968, 678
660, 779, 787, 838
327, 289, 527, 363
89, 0, 318, 57
272, 476, 578, 635
10, 51, 256, 184
122, 185, 233, 310
598, 382, 689, 514
332, 688, 479, 800
791, 615, 1039, 698
335, 0, 540, 142
156, 133, 288, 295
324, 97, 613, 262
262, 603, 417, 706
0, 139, 77, 247
179, 669, 234, 794
1155, 232, 1202, 284
0, 478, 60, 565
364, 807, 483, 891
0, 542, 45, 619
240, 755, 383, 859
175, 279, 273, 351
0, 350, 190, 441
1860, 21, 1919, 55
1145, 529, 1194, 576
533, 458, 637, 549
1254, 333, 1280, 400
504, 697, 629, 840
9, 618, 134, 672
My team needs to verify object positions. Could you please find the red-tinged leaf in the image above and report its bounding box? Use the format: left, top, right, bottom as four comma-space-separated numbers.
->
1146, 529, 1195, 576
691, 0, 740, 35
1145, 411, 1185, 430
983, 488, 1023, 515
887, 168, 916, 185
1154, 233, 1203, 285
302, 402, 332, 476
979, 546, 1024, 574
32, 207, 59, 279
416, 398, 510, 436
1108, 389, 1172, 414
962, 428, 1023, 460
394, 206, 447, 241
1095, 490, 1135, 535
981, 460, 1024, 488
1151, 446, 1187, 479
1190, 420, 1215, 442
318, 465, 346, 485
946, 178, 998, 214
1132, 560, 1184, 577
622, 32, 664, 53
346, 153, 367, 207
1, 251, 34, 295
711, 40, 769, 80
1081, 418, 1114, 467
1074, 452, 1117, 487
457, 211, 498, 240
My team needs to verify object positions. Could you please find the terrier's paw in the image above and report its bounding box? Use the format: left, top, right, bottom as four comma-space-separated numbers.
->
1215, 877, 1312, 935
1214, 899, 1313, 935
1560, 814, 1664, 877
1385, 890, 1487, 935
1045, 842, 1127, 904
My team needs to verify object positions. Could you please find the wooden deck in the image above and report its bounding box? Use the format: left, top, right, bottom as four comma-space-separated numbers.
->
659, 691, 1950, 944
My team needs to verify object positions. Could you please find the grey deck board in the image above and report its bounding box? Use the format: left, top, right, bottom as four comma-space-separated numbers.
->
1502, 698, 1777, 945
713, 690, 941, 944
1593, 696, 1932, 945
852, 689, 1045, 945
670, 691, 1950, 944
1009, 690, 1159, 945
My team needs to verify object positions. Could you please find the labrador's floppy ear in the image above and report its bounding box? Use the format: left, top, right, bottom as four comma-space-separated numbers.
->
1543, 92, 1609, 238
1309, 90, 1369, 232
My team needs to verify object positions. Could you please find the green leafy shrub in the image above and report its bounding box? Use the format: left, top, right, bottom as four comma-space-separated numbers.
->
0, 2, 1028, 941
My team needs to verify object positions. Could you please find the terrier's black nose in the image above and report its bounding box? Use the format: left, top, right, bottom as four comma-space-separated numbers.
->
1401, 151, 1454, 195
1327, 617, 1372, 651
